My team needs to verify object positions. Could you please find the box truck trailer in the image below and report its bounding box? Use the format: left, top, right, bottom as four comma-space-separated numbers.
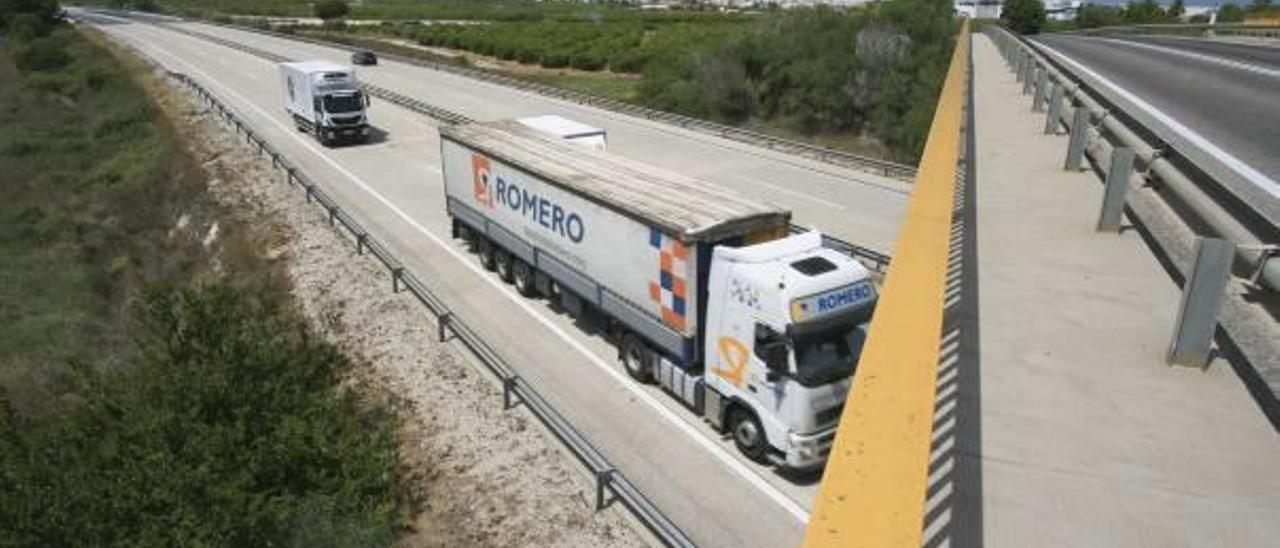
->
440, 119, 877, 469
278, 61, 370, 146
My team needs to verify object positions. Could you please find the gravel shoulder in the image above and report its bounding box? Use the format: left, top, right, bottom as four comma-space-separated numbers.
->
127, 42, 648, 548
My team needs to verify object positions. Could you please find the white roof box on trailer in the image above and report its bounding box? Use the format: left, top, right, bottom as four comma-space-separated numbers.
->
517, 115, 607, 151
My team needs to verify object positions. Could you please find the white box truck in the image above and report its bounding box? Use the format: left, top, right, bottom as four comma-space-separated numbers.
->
278, 61, 370, 146
440, 120, 877, 469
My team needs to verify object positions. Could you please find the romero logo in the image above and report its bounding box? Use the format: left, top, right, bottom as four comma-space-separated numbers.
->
468, 154, 585, 244
472, 155, 494, 208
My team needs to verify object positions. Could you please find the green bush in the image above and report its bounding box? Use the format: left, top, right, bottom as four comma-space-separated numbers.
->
0, 284, 404, 547
541, 52, 570, 68
0, 25, 405, 547
1219, 3, 1245, 22
14, 37, 70, 72
7, 12, 50, 40
313, 0, 349, 21
1002, 0, 1048, 34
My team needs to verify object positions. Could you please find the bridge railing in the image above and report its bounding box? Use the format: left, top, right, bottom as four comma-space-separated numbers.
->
986, 27, 1279, 407
803, 19, 971, 548
1058, 22, 1280, 39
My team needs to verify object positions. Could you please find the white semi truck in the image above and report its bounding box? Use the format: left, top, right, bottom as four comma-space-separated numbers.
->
278, 61, 370, 146
440, 119, 877, 469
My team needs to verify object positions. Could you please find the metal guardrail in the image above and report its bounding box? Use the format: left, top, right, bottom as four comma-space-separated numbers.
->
165, 69, 695, 548
143, 10, 916, 181
987, 27, 1280, 404
988, 26, 1279, 292
1060, 22, 1280, 39
110, 11, 894, 276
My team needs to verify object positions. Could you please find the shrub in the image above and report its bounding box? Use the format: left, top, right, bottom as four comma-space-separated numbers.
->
541, 52, 570, 68
1002, 0, 1047, 34
570, 51, 606, 71
15, 37, 70, 72
313, 0, 349, 21
7, 12, 51, 41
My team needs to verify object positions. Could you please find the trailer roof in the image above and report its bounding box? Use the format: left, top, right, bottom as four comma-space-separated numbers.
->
441, 120, 790, 242
280, 60, 351, 73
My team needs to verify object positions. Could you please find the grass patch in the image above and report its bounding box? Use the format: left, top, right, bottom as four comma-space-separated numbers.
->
0, 20, 405, 547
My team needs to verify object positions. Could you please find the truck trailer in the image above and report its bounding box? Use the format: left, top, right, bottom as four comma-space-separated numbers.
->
440, 119, 877, 469
278, 61, 370, 146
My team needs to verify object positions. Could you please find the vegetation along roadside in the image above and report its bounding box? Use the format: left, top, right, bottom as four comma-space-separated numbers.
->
0, 4, 407, 546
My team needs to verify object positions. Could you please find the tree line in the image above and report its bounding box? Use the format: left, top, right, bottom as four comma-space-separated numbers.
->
391, 1, 954, 162
1002, 0, 1276, 34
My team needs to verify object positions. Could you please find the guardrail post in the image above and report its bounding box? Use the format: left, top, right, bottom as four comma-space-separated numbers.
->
1023, 66, 1037, 95
437, 312, 451, 342
1045, 83, 1065, 134
1064, 106, 1090, 171
502, 376, 516, 409
1168, 237, 1236, 369
391, 267, 403, 293
595, 469, 614, 510
1016, 54, 1028, 82
1098, 147, 1135, 232
1033, 71, 1048, 112
356, 233, 367, 255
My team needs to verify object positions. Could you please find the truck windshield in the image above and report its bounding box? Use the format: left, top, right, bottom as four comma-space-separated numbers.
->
791, 324, 866, 387
322, 93, 364, 114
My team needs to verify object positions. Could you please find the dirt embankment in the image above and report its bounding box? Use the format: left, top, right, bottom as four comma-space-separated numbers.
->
136, 57, 647, 548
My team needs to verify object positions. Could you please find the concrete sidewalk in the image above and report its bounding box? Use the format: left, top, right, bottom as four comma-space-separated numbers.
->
970, 33, 1279, 547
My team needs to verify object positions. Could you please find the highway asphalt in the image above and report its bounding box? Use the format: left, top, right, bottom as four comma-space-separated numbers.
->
1033, 34, 1280, 222
76, 12, 915, 547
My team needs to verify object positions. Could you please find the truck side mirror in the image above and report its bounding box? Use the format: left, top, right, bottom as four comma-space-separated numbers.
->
364, 93, 370, 107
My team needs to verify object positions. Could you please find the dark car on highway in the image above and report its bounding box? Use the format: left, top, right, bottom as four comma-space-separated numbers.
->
351, 50, 377, 66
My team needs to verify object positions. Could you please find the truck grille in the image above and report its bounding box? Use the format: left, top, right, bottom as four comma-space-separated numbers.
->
333, 116, 362, 126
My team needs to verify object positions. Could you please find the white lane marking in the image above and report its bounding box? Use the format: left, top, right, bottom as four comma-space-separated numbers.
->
1036, 40, 1280, 199
1091, 36, 1280, 81
115, 24, 812, 523
722, 172, 847, 211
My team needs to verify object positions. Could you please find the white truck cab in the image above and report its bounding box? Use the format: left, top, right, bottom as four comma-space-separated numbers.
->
278, 61, 371, 146
703, 231, 874, 468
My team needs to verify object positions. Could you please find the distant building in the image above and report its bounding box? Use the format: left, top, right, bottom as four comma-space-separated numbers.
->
955, 0, 1003, 19
1045, 0, 1081, 21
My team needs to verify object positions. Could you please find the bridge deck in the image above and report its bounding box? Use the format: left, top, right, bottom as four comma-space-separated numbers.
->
969, 33, 1279, 547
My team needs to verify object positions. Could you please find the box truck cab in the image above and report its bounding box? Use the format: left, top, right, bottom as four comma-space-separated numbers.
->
439, 119, 877, 470
278, 61, 370, 146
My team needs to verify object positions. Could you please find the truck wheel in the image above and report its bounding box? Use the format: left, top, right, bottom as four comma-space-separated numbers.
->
621, 335, 655, 383
495, 250, 514, 283
513, 260, 536, 297
729, 407, 767, 463
477, 238, 496, 271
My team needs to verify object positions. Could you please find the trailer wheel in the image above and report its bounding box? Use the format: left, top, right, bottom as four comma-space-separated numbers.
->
495, 249, 514, 283
621, 335, 655, 383
729, 407, 767, 463
513, 260, 536, 297
477, 238, 496, 271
